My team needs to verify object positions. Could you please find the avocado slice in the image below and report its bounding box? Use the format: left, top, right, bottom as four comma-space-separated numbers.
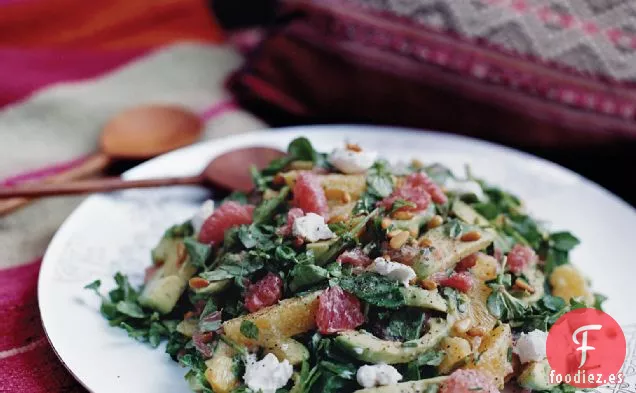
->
451, 200, 489, 226
518, 359, 555, 390
306, 239, 337, 261
139, 237, 197, 314
354, 376, 448, 393
265, 338, 309, 366
401, 287, 447, 312
138, 270, 187, 314
335, 318, 449, 364
412, 225, 493, 278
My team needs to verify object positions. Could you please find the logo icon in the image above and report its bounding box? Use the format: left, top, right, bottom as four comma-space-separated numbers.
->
547, 308, 626, 388
572, 324, 602, 368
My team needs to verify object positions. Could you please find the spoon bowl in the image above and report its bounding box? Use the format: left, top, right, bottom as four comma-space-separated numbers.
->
101, 104, 203, 159
204, 147, 285, 192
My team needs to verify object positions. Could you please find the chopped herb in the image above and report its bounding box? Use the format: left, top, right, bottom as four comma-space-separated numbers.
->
239, 320, 259, 339
446, 219, 465, 239
183, 237, 211, 269
338, 272, 405, 309
84, 274, 177, 347
366, 160, 394, 198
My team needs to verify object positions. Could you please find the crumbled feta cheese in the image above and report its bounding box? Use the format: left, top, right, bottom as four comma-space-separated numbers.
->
243, 353, 293, 393
368, 257, 416, 287
356, 363, 403, 388
513, 329, 548, 364
444, 178, 485, 200
292, 212, 335, 243
328, 147, 377, 174
191, 200, 215, 233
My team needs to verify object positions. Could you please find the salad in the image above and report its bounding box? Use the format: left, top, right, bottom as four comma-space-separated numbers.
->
86, 137, 604, 393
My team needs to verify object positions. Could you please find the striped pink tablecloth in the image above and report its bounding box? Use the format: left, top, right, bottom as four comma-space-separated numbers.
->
0, 15, 265, 392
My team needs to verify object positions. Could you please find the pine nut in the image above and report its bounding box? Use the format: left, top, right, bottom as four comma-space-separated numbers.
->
392, 210, 415, 220
346, 143, 362, 152
387, 229, 402, 238
410, 159, 424, 169
514, 278, 535, 293
381, 217, 393, 230
325, 188, 345, 201
409, 229, 419, 237
453, 318, 473, 334
420, 279, 437, 290
466, 327, 486, 337
189, 277, 210, 289
427, 215, 444, 229
418, 237, 433, 248
328, 214, 348, 224
389, 231, 410, 249
342, 191, 352, 203
461, 231, 482, 242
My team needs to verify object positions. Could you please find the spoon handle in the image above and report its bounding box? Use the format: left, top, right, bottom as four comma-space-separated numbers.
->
0, 153, 111, 216
0, 174, 204, 198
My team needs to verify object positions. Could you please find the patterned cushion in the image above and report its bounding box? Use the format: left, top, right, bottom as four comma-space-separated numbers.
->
230, 0, 636, 147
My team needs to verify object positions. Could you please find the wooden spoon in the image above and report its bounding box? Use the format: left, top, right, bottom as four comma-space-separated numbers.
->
0, 147, 285, 198
0, 104, 203, 215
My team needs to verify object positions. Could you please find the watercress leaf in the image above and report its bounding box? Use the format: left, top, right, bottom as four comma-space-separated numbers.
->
446, 219, 465, 239
366, 161, 394, 198
320, 361, 356, 380
116, 300, 146, 319
593, 293, 607, 311
250, 165, 271, 192
290, 264, 329, 292
384, 308, 426, 341
338, 272, 405, 309
148, 322, 168, 348
550, 232, 580, 252
414, 349, 445, 366
288, 137, 319, 162
120, 322, 149, 341
183, 237, 211, 268
164, 221, 195, 238
391, 199, 417, 213
569, 298, 588, 310
487, 292, 504, 319
199, 311, 222, 333
252, 187, 290, 225
240, 320, 259, 340
472, 202, 500, 220
84, 280, 101, 291
402, 362, 421, 381
544, 248, 568, 275
224, 191, 248, 204
540, 294, 566, 312
201, 253, 263, 283
275, 245, 298, 264
352, 193, 378, 215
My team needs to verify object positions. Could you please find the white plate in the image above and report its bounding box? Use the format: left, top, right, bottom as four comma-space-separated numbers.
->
39, 125, 636, 393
